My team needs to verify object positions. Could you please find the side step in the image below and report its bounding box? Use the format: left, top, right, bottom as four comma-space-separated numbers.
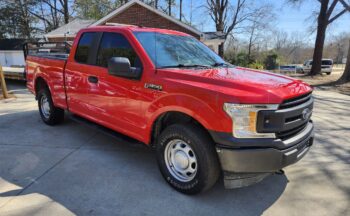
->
67, 112, 143, 145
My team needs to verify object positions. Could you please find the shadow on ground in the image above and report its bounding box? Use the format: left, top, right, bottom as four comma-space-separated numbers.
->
0, 107, 288, 215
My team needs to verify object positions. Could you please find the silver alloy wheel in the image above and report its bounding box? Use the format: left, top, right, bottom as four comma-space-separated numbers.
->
164, 139, 198, 182
40, 95, 51, 119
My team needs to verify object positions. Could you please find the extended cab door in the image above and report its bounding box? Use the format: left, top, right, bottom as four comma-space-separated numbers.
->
65, 31, 147, 141
65, 32, 101, 118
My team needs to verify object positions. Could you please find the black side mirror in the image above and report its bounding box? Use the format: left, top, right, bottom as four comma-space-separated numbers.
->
108, 57, 141, 79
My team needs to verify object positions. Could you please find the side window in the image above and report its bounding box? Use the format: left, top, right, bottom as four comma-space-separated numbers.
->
96, 32, 141, 68
75, 32, 96, 64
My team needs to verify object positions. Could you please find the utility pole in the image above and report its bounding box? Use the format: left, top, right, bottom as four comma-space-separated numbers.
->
0, 65, 9, 99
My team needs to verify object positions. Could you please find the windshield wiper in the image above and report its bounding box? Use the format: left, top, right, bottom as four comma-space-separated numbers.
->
212, 62, 230, 67
160, 64, 211, 69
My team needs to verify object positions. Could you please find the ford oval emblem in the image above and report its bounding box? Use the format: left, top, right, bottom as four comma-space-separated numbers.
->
302, 108, 312, 120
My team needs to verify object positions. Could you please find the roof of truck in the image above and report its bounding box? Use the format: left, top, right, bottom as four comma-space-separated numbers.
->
81, 25, 191, 37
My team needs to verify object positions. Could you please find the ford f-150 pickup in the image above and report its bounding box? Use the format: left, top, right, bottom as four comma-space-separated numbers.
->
25, 25, 314, 194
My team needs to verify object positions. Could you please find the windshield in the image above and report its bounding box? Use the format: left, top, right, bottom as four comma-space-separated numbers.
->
322, 60, 333, 65
134, 32, 228, 68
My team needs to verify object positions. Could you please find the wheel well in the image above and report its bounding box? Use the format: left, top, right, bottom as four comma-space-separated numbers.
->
150, 111, 211, 147
35, 77, 48, 96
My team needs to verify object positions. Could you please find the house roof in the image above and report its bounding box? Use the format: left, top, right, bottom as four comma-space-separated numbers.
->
45, 19, 95, 38
91, 0, 203, 37
0, 39, 27, 50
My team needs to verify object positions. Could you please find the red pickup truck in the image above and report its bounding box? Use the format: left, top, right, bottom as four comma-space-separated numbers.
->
25, 25, 314, 194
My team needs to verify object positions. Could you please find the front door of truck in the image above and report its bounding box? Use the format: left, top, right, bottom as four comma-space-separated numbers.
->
83, 32, 146, 140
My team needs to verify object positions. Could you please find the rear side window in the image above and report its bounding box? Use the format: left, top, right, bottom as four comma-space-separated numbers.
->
75, 32, 96, 64
96, 32, 141, 68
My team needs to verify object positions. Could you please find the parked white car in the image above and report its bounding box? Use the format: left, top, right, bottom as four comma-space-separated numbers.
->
303, 59, 333, 75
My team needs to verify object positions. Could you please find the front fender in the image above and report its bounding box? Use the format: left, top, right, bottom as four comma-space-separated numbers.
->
145, 93, 231, 142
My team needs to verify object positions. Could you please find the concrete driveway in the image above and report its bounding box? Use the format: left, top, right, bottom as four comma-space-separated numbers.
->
0, 80, 349, 216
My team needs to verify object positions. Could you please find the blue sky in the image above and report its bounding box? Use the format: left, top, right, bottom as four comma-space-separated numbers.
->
179, 0, 350, 43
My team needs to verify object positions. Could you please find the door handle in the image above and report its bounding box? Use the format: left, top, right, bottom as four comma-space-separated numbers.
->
88, 76, 98, 83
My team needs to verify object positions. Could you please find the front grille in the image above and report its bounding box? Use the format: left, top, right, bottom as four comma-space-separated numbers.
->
257, 91, 313, 141
276, 122, 308, 140
277, 91, 313, 140
279, 92, 312, 109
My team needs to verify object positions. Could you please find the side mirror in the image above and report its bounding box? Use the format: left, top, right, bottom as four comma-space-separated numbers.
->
108, 57, 141, 79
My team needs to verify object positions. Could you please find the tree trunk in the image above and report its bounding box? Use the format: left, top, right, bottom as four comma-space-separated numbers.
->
218, 43, 224, 57
338, 40, 350, 83
310, 0, 329, 76
168, 0, 171, 16
63, 0, 69, 24
179, 0, 183, 21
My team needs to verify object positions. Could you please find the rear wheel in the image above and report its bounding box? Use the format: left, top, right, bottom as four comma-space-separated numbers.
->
38, 88, 64, 125
326, 72, 331, 75
156, 124, 220, 194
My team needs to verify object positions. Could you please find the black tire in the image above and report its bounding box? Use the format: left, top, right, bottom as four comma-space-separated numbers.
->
326, 72, 331, 75
37, 87, 64, 125
156, 124, 220, 194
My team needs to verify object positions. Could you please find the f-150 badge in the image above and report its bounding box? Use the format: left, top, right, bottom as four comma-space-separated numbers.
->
144, 83, 163, 91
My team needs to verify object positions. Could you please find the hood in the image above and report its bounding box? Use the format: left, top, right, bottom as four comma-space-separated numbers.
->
157, 66, 313, 104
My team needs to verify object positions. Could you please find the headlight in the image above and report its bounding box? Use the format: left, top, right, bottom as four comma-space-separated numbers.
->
223, 103, 278, 138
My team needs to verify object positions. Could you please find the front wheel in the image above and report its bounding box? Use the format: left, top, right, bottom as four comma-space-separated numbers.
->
38, 88, 64, 125
156, 124, 220, 194
326, 72, 331, 75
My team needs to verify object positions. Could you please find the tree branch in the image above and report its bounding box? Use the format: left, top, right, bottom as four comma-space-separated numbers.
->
328, 8, 347, 24
339, 0, 350, 11
326, 0, 339, 19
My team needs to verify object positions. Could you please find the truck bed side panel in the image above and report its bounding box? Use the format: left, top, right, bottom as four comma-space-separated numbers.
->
26, 55, 68, 109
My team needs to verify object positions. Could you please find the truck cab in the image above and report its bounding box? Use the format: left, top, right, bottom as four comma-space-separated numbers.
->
25, 25, 314, 194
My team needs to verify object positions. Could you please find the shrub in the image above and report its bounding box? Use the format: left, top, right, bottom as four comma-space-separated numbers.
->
264, 52, 279, 70
248, 62, 264, 69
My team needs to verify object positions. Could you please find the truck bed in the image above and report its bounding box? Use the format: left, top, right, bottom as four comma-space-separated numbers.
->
26, 54, 68, 109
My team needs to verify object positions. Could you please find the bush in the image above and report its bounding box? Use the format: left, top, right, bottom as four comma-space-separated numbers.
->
248, 62, 264, 69
264, 52, 279, 70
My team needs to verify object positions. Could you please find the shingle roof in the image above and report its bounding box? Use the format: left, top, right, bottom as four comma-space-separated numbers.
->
0, 39, 27, 50
45, 19, 95, 38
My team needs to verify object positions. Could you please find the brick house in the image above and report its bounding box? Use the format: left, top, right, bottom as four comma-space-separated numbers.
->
44, 0, 225, 53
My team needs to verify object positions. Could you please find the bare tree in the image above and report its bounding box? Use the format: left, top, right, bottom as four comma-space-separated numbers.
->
167, 0, 175, 16
13, 0, 38, 38
273, 30, 289, 52
245, 5, 274, 61
206, 0, 259, 57
338, 40, 350, 83
337, 1, 350, 83
290, 0, 350, 75
59, 0, 69, 24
